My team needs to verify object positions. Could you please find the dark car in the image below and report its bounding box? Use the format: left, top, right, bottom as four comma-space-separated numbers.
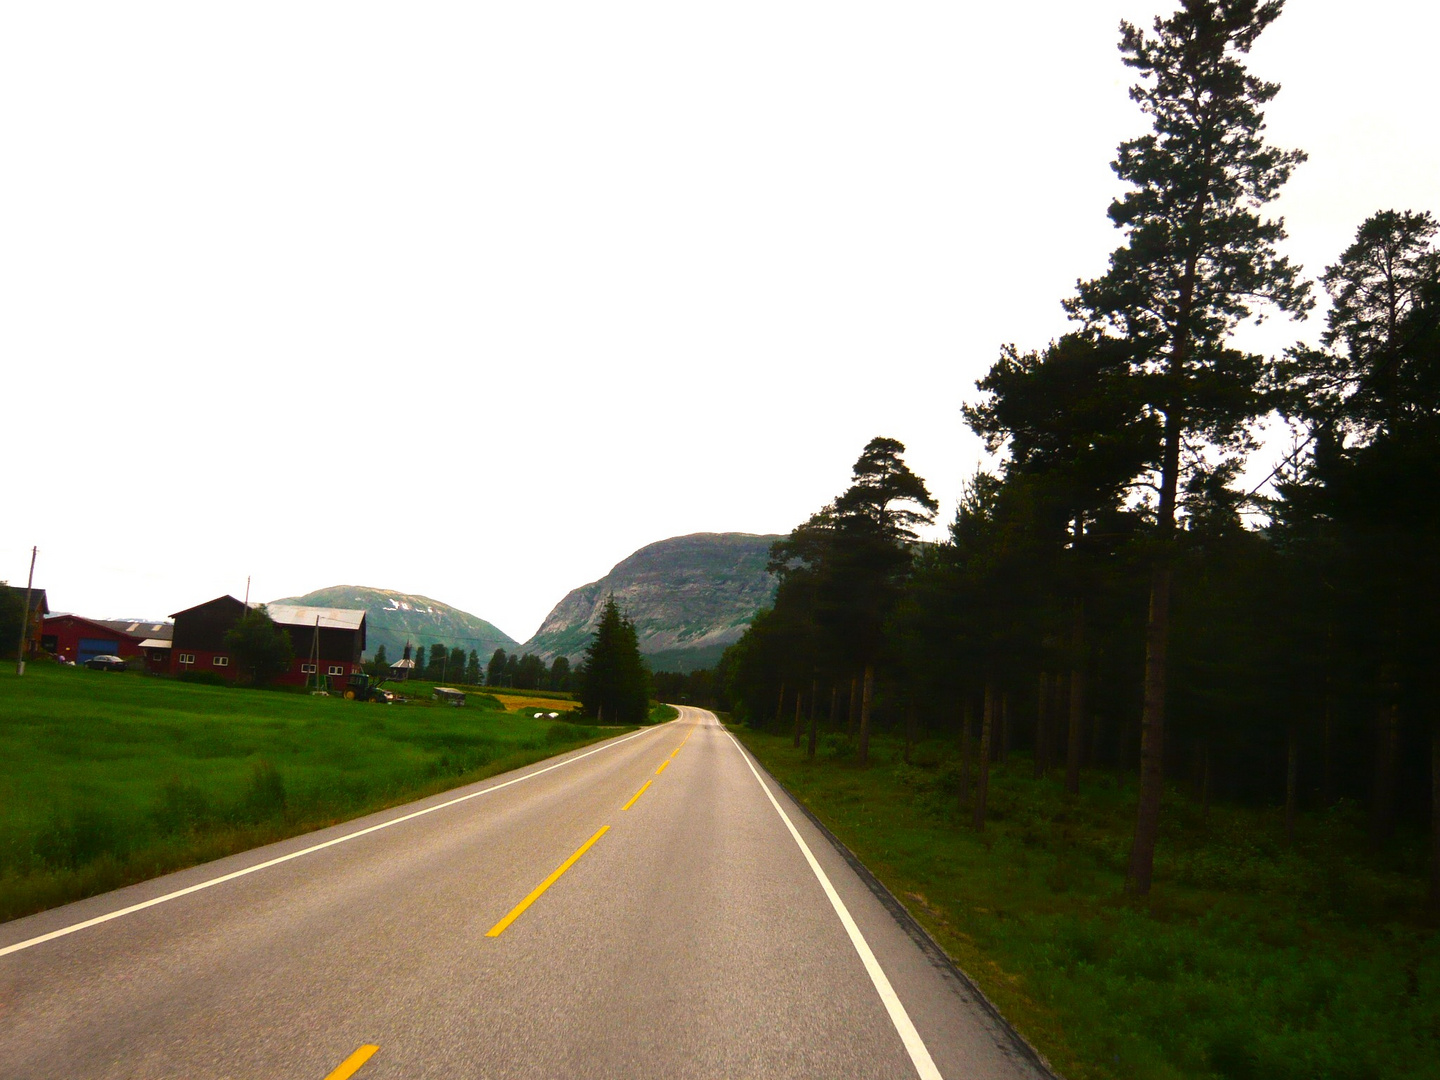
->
85, 655, 127, 671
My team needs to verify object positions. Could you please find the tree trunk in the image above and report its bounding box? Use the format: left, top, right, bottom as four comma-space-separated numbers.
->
999, 693, 1011, 763
1371, 696, 1399, 844
857, 664, 875, 766
847, 677, 859, 737
1321, 694, 1335, 808
1430, 715, 1440, 908
1126, 561, 1174, 896
775, 682, 786, 732
1202, 739, 1211, 820
959, 699, 973, 809
792, 691, 804, 749
1066, 600, 1087, 796
904, 701, 916, 764
973, 682, 995, 831
1034, 671, 1050, 779
1090, 705, 1104, 778
1285, 719, 1298, 846
807, 678, 818, 760
829, 684, 839, 727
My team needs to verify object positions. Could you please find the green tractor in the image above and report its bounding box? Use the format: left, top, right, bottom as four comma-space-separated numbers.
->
342, 672, 390, 702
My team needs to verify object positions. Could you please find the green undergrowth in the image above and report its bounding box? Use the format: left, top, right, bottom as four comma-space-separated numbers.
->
0, 665, 627, 923
734, 726, 1439, 1080
650, 702, 680, 724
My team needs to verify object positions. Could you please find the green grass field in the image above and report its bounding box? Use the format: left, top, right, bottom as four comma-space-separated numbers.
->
0, 664, 629, 923
734, 726, 1439, 1080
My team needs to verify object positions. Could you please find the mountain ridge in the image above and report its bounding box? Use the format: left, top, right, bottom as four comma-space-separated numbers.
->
523, 532, 780, 672
267, 585, 518, 662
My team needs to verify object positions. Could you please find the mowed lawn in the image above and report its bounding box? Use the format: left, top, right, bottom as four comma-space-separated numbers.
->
0, 664, 620, 923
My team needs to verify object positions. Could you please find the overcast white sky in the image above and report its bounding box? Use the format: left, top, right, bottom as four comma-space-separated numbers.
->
3, 1, 1436, 642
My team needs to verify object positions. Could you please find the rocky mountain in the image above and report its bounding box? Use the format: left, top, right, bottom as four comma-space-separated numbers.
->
524, 533, 780, 673
268, 585, 518, 663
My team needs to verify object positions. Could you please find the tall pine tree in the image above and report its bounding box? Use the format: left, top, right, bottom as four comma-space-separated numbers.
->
1067, 0, 1312, 894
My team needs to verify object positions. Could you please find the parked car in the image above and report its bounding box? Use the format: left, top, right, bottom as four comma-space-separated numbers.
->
85, 655, 127, 671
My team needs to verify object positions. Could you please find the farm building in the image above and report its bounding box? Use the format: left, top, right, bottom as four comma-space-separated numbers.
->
388, 641, 416, 681
42, 614, 173, 671
3, 585, 49, 659
168, 595, 366, 685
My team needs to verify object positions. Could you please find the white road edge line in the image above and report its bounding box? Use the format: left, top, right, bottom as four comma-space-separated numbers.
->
724, 728, 944, 1080
0, 721, 677, 959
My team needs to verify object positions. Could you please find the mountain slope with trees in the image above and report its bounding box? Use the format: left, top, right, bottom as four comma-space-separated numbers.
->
524, 533, 780, 672
270, 585, 518, 665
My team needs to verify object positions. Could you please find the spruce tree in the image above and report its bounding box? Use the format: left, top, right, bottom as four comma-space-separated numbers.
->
487, 648, 507, 686
580, 595, 651, 724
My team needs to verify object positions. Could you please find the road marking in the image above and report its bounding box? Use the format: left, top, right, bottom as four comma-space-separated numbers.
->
670, 725, 697, 757
487, 826, 610, 937
724, 731, 944, 1080
324, 1044, 379, 1080
0, 723, 675, 960
622, 779, 653, 810
656, 759, 670, 775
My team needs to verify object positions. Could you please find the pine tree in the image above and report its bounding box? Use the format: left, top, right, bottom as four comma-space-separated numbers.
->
1067, 0, 1312, 895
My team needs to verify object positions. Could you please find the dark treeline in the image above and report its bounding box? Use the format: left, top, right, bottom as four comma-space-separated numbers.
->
720, 0, 1440, 903
483, 648, 573, 693
366, 642, 575, 691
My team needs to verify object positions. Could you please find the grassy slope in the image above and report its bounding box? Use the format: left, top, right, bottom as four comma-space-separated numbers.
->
0, 664, 627, 923
734, 726, 1439, 1080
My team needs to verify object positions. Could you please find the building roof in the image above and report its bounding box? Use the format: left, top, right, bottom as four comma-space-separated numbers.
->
137, 638, 173, 650
264, 604, 366, 631
171, 595, 247, 619
389, 658, 416, 670
2, 585, 48, 616
44, 612, 166, 642
95, 619, 173, 641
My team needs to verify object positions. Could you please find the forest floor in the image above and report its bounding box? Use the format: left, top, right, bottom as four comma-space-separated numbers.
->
0, 663, 627, 923
734, 724, 1439, 1080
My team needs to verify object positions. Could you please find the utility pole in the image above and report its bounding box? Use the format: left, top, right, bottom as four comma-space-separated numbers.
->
15, 546, 36, 676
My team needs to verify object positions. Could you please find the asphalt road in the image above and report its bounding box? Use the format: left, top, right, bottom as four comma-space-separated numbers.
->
0, 707, 1051, 1080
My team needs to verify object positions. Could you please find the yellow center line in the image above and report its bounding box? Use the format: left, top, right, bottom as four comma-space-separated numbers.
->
324, 1045, 379, 1080
670, 726, 696, 758
622, 779, 652, 810
656, 759, 670, 775
486, 826, 610, 937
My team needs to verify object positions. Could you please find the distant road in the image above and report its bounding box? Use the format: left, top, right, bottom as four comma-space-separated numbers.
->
0, 708, 1050, 1079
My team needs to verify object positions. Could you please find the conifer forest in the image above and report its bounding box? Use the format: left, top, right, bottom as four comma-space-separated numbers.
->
719, 0, 1440, 909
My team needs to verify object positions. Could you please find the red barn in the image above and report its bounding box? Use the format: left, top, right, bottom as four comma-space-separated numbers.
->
169, 595, 366, 686
42, 614, 173, 669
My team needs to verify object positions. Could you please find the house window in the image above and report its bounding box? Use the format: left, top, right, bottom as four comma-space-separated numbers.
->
179, 653, 196, 664
301, 663, 317, 674
327, 665, 344, 676
213, 656, 229, 667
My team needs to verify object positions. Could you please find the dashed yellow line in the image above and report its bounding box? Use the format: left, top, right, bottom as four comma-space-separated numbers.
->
622, 779, 652, 810
324, 1045, 379, 1080
670, 726, 697, 758
656, 759, 670, 775
486, 826, 610, 937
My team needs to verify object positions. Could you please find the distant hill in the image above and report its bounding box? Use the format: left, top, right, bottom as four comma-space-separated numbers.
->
267, 585, 518, 662
524, 532, 780, 673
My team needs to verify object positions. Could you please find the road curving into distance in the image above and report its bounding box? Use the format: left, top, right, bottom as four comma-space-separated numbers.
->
0, 707, 1051, 1079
